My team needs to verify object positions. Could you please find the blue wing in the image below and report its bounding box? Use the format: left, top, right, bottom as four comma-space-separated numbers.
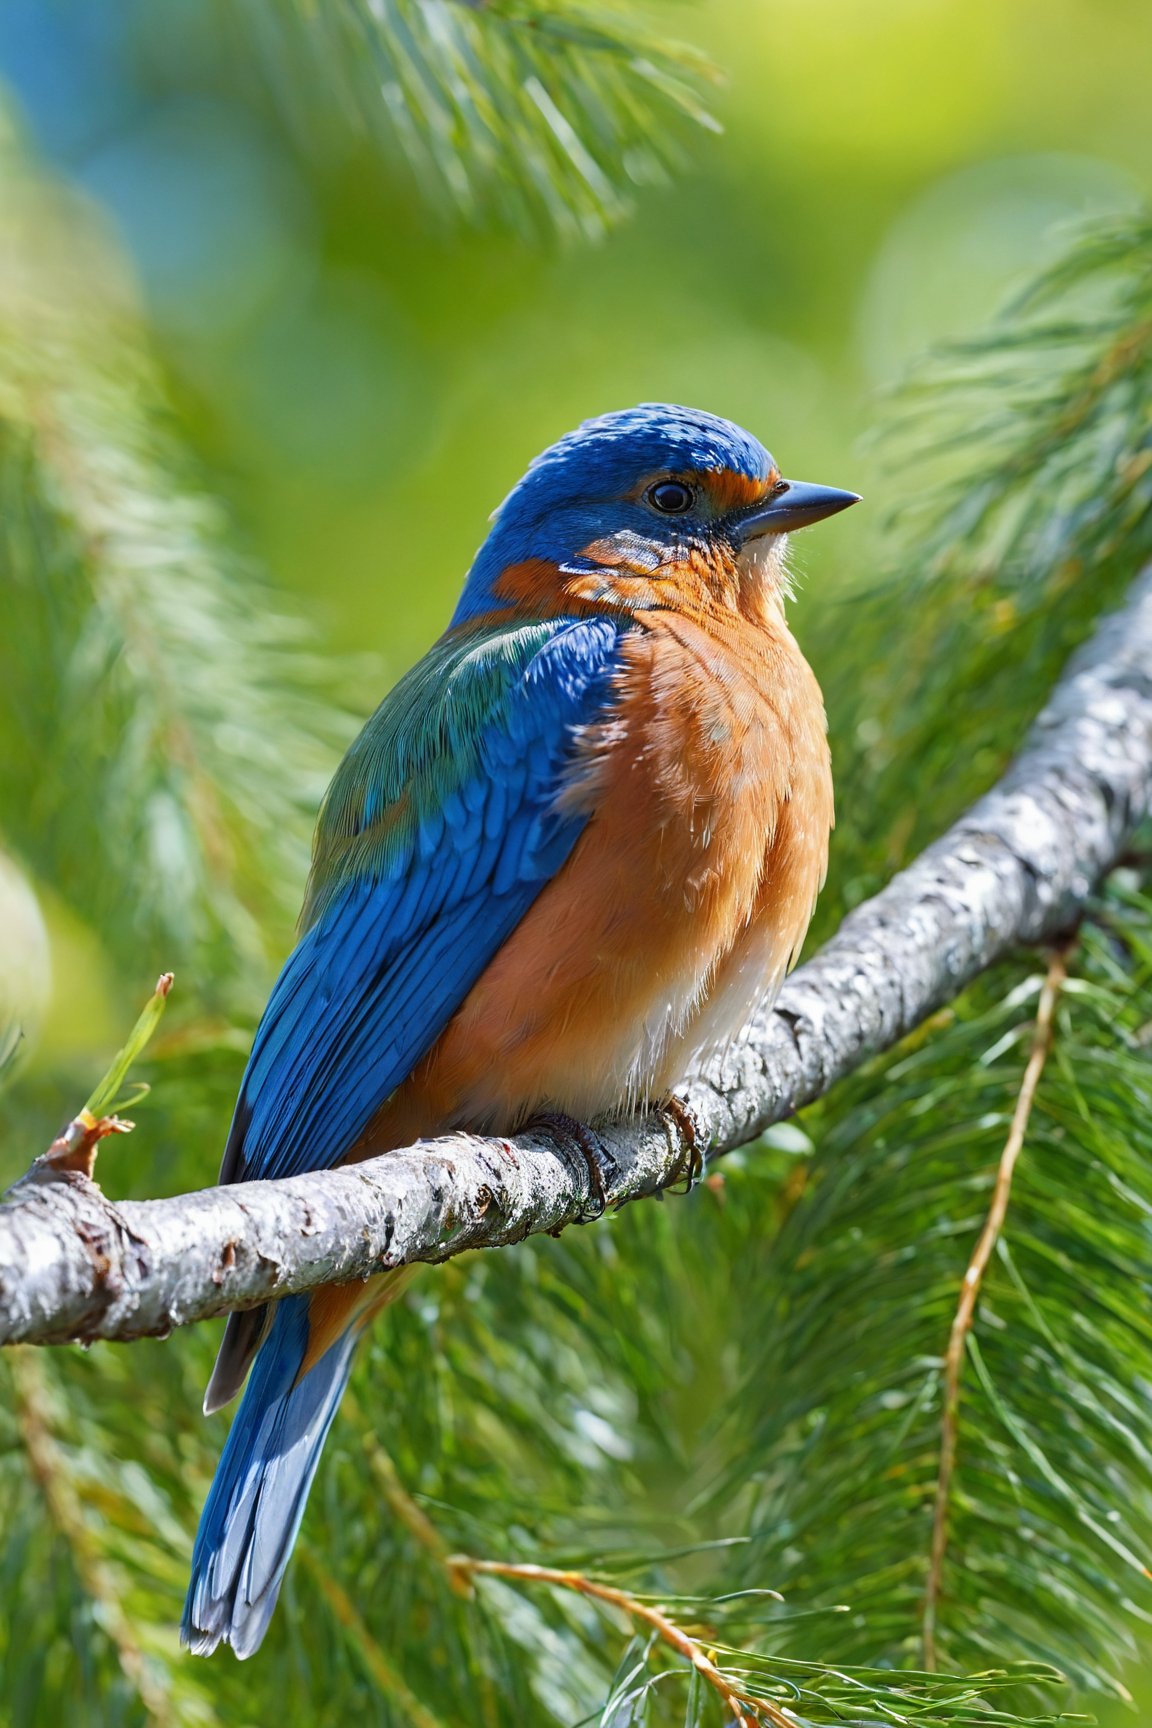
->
220, 613, 624, 1186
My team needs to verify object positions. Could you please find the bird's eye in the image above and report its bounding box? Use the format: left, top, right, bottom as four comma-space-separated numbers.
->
646, 480, 695, 515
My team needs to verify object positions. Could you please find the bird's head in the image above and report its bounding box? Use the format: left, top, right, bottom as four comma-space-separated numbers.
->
453, 404, 859, 627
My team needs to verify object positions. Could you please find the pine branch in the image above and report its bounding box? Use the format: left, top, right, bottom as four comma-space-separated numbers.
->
449, 1556, 778, 1728
818, 214, 1152, 895
1, 562, 1150, 1349
725, 883, 1152, 1698
712, 217, 1152, 1698
0, 110, 350, 1008
232, 0, 719, 237
9, 1350, 175, 1724
423, 1547, 1076, 1726
0, 1340, 227, 1722
302, 1554, 443, 1728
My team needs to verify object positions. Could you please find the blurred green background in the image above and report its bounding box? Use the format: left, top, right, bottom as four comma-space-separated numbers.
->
3, 3, 1152, 1724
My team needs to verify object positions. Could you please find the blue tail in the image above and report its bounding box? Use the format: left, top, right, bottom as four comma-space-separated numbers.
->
182, 1295, 357, 1658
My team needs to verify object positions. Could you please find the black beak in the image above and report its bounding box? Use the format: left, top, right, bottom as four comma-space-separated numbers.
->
732, 479, 861, 544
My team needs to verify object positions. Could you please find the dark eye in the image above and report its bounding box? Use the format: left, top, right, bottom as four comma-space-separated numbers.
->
646, 480, 695, 515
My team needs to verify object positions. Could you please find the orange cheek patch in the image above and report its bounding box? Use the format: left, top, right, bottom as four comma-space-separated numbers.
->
627, 466, 774, 516
702, 467, 775, 514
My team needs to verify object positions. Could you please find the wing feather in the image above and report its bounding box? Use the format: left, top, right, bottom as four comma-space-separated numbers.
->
219, 614, 623, 1186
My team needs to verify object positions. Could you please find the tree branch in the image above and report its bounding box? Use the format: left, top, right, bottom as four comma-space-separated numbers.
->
3, 567, 1152, 1350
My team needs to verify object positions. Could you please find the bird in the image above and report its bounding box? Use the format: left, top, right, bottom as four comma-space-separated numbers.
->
182, 402, 858, 1658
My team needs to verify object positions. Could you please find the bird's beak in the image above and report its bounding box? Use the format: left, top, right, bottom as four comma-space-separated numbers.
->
732, 479, 861, 544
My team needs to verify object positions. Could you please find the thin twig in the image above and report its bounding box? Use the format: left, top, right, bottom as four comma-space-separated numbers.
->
920, 946, 1069, 1669
8, 1349, 175, 1724
447, 1556, 795, 1728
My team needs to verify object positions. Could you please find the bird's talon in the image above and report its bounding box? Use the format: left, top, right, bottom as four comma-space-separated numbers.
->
660, 1094, 706, 1189
528, 1112, 615, 1222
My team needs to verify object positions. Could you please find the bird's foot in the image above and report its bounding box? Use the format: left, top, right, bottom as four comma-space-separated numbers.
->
527, 1112, 616, 1224
659, 1093, 706, 1190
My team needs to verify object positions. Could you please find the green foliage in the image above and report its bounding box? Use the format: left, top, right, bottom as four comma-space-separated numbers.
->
813, 214, 1152, 918
727, 896, 1152, 1695
234, 0, 719, 237
0, 1347, 222, 1728
725, 214, 1152, 1702
0, 112, 350, 1015
3, 34, 1152, 1728
0, 1100, 1100, 1728
884, 216, 1152, 585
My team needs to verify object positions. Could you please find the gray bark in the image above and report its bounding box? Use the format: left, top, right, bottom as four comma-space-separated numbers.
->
3, 567, 1152, 1350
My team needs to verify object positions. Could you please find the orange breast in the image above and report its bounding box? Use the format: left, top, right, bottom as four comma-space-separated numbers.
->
355, 596, 832, 1156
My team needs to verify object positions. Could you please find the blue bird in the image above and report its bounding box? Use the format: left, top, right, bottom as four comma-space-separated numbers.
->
183, 403, 856, 1656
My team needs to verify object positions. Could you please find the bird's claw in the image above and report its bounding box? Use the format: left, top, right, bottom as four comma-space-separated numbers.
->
660, 1093, 706, 1189
528, 1112, 616, 1224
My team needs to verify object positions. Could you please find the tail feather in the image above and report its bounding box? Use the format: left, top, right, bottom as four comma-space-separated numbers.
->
182, 1295, 358, 1659
204, 1304, 272, 1415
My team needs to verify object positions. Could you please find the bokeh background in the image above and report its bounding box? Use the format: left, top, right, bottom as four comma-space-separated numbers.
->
2, 2, 1152, 1724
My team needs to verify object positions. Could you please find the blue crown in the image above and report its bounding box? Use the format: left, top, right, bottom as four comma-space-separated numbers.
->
454, 405, 773, 623
521, 404, 772, 495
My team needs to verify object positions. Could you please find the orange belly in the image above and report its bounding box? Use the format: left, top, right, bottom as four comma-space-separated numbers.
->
355, 603, 832, 1154
306, 600, 831, 1368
